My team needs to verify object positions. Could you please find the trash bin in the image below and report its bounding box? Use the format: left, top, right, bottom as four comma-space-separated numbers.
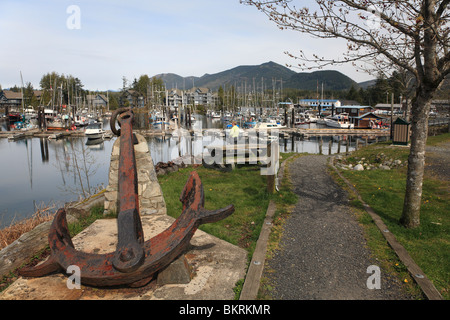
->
393, 118, 410, 145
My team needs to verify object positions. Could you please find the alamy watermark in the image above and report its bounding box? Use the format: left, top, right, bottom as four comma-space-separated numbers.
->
66, 5, 81, 30
66, 265, 81, 289
366, 265, 381, 290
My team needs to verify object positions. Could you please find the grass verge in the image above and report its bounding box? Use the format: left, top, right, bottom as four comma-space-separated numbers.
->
332, 133, 449, 300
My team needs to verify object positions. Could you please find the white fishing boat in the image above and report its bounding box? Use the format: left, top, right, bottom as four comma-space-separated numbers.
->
305, 111, 319, 123
46, 118, 66, 131
85, 122, 106, 140
323, 113, 354, 129
74, 115, 89, 127
152, 113, 170, 130
211, 111, 221, 119
254, 119, 286, 129
294, 113, 311, 125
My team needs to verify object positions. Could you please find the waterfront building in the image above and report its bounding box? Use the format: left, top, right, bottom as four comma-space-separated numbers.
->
87, 94, 109, 109
336, 105, 373, 116
167, 88, 184, 107
185, 87, 214, 106
120, 89, 145, 108
374, 103, 403, 115
298, 99, 341, 109
0, 90, 23, 110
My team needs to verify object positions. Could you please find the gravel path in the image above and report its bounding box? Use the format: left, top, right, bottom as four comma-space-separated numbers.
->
265, 155, 411, 300
425, 141, 450, 181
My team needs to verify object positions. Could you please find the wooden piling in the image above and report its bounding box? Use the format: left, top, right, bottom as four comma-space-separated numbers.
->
319, 137, 323, 155
346, 136, 349, 154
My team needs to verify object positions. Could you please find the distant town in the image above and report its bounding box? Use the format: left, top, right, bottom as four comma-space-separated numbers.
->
1, 61, 449, 130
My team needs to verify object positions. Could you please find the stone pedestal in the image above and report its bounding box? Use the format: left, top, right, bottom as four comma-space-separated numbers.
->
157, 255, 193, 285
104, 133, 166, 216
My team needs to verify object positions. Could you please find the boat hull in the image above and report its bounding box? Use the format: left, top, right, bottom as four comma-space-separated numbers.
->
86, 132, 104, 140
324, 119, 354, 129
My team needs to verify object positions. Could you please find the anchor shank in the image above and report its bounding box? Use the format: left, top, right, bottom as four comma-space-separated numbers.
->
113, 109, 144, 273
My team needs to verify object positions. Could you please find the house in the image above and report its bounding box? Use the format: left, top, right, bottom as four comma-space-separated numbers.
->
299, 99, 342, 108
33, 90, 43, 102
353, 112, 387, 129
336, 105, 373, 117
120, 89, 144, 108
87, 94, 109, 108
0, 90, 23, 111
373, 103, 403, 115
167, 88, 184, 107
339, 100, 362, 106
185, 87, 213, 106
298, 99, 341, 115
298, 99, 341, 109
335, 105, 375, 127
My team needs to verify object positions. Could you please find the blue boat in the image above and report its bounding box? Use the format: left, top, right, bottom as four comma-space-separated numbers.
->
243, 121, 257, 128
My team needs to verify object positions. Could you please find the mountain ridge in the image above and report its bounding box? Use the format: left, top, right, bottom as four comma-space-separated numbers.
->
154, 61, 364, 92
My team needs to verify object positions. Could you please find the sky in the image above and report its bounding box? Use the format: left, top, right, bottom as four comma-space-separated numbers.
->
0, 0, 375, 91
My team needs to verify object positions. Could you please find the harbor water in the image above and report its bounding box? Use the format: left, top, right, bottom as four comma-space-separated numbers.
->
0, 114, 363, 229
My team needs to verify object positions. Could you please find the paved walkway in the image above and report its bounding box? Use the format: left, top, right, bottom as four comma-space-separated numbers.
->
264, 155, 412, 300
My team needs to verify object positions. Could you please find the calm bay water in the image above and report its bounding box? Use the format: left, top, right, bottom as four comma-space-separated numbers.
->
0, 115, 357, 229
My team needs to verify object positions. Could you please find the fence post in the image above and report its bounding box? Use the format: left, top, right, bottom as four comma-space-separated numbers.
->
267, 130, 275, 194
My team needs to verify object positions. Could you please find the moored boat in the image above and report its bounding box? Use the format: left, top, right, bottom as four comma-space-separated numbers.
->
323, 113, 354, 129
254, 119, 286, 129
85, 122, 106, 140
46, 118, 66, 131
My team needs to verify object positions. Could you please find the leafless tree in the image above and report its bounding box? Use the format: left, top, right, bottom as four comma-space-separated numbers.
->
241, 0, 450, 228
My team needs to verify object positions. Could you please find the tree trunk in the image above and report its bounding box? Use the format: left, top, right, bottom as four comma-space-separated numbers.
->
400, 89, 432, 228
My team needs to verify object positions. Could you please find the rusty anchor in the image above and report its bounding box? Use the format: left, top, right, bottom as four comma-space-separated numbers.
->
19, 107, 235, 287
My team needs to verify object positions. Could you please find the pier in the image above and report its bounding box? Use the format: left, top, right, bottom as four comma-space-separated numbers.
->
0, 128, 109, 140
294, 128, 390, 137
0, 126, 392, 141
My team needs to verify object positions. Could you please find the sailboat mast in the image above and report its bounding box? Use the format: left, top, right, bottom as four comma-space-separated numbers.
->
20, 71, 25, 114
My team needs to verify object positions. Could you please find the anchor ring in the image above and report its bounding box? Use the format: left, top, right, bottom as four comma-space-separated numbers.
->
110, 107, 131, 136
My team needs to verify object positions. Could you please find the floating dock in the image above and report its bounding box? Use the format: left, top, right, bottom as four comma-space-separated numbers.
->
0, 127, 391, 141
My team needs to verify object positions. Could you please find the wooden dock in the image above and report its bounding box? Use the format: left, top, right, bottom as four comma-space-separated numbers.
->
7, 132, 28, 141
286, 128, 390, 137
0, 129, 112, 140
0, 127, 391, 141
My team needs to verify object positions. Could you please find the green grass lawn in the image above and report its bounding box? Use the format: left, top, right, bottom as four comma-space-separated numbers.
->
158, 165, 271, 257
157, 155, 299, 259
335, 133, 450, 299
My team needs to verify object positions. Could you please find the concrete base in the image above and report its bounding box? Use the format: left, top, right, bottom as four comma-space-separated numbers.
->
0, 214, 247, 300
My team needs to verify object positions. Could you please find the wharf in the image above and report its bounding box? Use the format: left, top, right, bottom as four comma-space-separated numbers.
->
287, 127, 391, 137
0, 127, 391, 141
0, 129, 110, 140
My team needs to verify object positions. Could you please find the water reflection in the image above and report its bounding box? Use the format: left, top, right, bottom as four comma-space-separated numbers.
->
0, 135, 115, 228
